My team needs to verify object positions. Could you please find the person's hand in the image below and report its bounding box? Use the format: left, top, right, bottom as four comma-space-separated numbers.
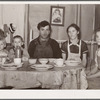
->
22, 57, 28, 61
86, 72, 92, 76
86, 75, 93, 79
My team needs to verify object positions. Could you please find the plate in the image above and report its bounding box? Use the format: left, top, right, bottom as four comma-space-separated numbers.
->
1, 62, 23, 70
30, 64, 53, 71
54, 64, 66, 67
65, 60, 81, 66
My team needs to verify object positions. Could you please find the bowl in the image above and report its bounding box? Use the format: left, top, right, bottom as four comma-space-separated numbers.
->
39, 58, 48, 64
29, 59, 37, 64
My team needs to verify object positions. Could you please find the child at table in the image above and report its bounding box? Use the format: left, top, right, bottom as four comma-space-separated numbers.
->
87, 28, 100, 78
61, 23, 88, 67
0, 38, 8, 62
8, 35, 29, 61
0, 29, 8, 62
86, 28, 100, 89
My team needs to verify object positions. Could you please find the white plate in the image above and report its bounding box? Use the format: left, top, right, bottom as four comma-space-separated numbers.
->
54, 64, 66, 67
1, 62, 23, 70
30, 64, 53, 71
65, 60, 81, 66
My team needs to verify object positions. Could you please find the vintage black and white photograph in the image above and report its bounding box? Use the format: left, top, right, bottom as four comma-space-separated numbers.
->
50, 6, 65, 26
0, 3, 100, 97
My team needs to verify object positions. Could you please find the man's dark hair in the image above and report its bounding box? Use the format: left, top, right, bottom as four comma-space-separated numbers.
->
37, 20, 51, 31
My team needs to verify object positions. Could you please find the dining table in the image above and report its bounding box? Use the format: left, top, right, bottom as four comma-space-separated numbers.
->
0, 61, 88, 89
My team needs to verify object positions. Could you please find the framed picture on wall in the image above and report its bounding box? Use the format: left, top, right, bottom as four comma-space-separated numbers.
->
50, 6, 65, 26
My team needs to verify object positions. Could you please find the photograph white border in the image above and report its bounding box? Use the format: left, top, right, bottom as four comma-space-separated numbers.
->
0, 1, 100, 99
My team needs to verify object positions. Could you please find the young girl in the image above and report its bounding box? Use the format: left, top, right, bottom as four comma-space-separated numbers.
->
8, 35, 29, 61
86, 28, 100, 89
61, 23, 88, 67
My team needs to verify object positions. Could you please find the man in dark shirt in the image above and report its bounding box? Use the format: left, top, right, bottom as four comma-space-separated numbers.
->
28, 20, 62, 58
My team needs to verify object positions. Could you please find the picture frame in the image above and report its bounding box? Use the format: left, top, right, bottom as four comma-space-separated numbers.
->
50, 6, 65, 26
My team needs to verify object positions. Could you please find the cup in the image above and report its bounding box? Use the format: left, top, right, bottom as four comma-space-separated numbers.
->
14, 58, 21, 65
55, 58, 64, 67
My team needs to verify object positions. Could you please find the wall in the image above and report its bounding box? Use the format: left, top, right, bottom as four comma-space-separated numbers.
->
81, 4, 95, 41
0, 4, 25, 38
0, 4, 96, 49
29, 4, 77, 41
29, 4, 95, 42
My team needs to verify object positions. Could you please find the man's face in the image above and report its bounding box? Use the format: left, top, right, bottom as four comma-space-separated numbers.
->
96, 31, 100, 45
39, 25, 50, 39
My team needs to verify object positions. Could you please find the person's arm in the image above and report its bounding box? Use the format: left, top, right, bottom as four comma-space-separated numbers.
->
22, 49, 29, 58
61, 41, 67, 61
51, 40, 62, 58
22, 49, 29, 61
82, 53, 87, 67
8, 49, 15, 61
28, 40, 36, 58
87, 65, 98, 75
62, 52, 66, 62
81, 41, 88, 67
87, 68, 100, 78
57, 43, 62, 58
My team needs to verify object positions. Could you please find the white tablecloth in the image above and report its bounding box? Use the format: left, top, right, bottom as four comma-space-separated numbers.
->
0, 62, 88, 89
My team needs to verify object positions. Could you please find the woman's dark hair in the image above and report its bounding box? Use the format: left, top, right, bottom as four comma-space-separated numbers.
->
66, 23, 81, 39
13, 35, 24, 48
37, 20, 51, 32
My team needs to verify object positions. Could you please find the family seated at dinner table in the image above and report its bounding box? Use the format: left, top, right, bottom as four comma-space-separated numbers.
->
0, 20, 89, 69
0, 20, 100, 89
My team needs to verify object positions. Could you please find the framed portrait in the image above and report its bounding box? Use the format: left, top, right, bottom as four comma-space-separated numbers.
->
50, 6, 65, 26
